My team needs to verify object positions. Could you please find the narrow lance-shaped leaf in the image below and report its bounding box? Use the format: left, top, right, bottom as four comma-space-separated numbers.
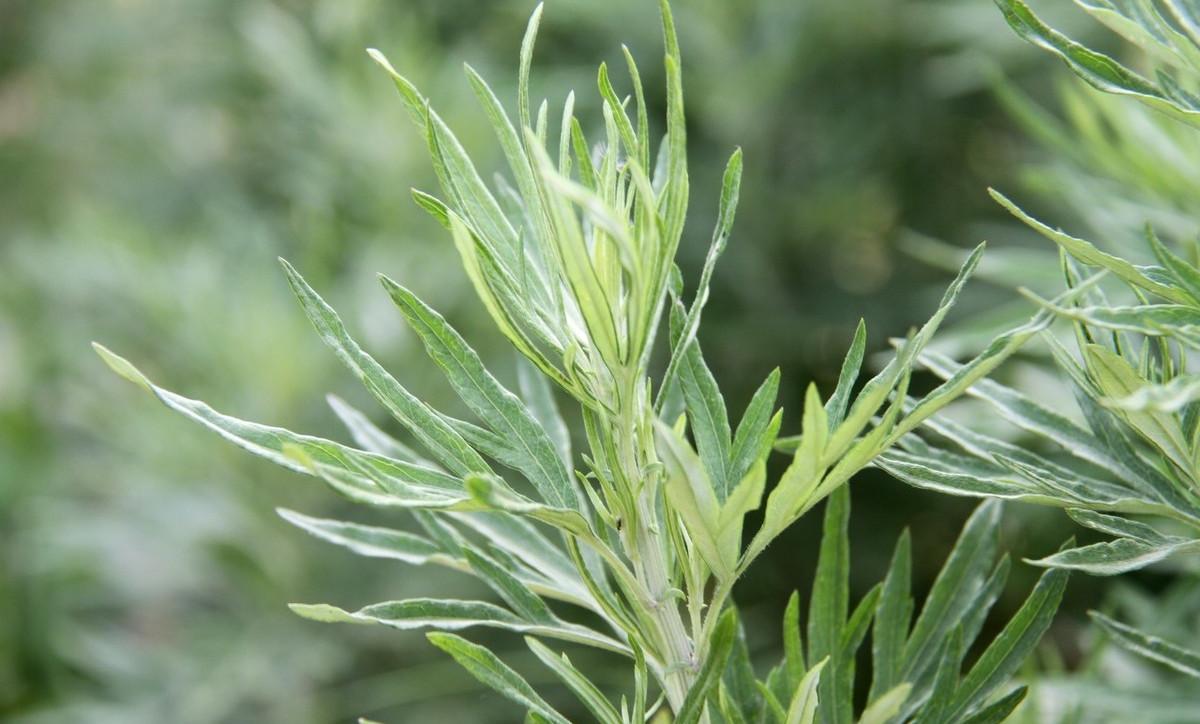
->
753, 383, 828, 559
279, 259, 491, 478
658, 0, 688, 254
825, 243, 985, 459
808, 485, 850, 724
992, 190, 1188, 301
381, 274, 578, 510
326, 394, 431, 466
910, 627, 963, 724
917, 348, 1136, 483
1090, 611, 1200, 679
452, 511, 584, 602
463, 547, 555, 624
293, 598, 629, 656
1084, 344, 1193, 478
957, 686, 1027, 724
673, 608, 738, 724
869, 529, 913, 702
657, 419, 726, 578
784, 659, 827, 724
277, 508, 446, 566
428, 632, 573, 724
728, 368, 782, 485
444, 212, 574, 395
1147, 224, 1200, 304
1103, 373, 1200, 412
901, 501, 1000, 683
679, 338, 732, 501
859, 684, 912, 724
527, 638, 624, 724
93, 344, 467, 507
942, 564, 1068, 720
825, 320, 866, 431
517, 358, 573, 471
784, 591, 807, 691
1029, 535, 1200, 575
656, 148, 743, 407
993, 0, 1200, 127
888, 305, 1055, 444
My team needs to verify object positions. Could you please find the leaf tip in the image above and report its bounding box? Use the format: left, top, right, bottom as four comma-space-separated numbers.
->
366, 47, 401, 77
289, 602, 367, 624
93, 343, 153, 391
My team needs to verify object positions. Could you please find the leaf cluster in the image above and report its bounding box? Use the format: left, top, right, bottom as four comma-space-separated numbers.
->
93, 1, 1073, 721
891, 0, 1200, 699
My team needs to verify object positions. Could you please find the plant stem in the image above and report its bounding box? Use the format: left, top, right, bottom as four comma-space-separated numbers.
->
612, 372, 698, 715
632, 494, 695, 712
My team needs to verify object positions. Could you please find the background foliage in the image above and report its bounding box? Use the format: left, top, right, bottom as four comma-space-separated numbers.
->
0, 0, 1117, 721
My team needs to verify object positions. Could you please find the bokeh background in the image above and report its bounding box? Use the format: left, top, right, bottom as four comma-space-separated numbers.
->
0, 0, 1115, 721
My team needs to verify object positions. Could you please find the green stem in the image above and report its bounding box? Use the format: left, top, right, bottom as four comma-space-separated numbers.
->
612, 372, 698, 715
631, 494, 695, 711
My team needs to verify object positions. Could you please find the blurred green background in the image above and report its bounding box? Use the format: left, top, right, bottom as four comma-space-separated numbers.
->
0, 0, 1100, 721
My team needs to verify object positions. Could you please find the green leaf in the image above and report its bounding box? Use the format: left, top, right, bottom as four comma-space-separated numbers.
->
902, 501, 1000, 684
825, 320, 866, 430
293, 598, 628, 655
729, 368, 782, 485
326, 394, 431, 466
526, 638, 623, 724
943, 565, 1068, 720
658, 0, 689, 258
808, 486, 849, 724
1102, 373, 1200, 412
463, 548, 555, 624
721, 615, 763, 724
859, 683, 912, 724
958, 686, 1027, 724
1032, 300, 1200, 342
782, 591, 807, 691
716, 460, 767, 573
279, 260, 491, 479
1084, 344, 1193, 477
876, 448, 1062, 505
380, 274, 578, 510
94, 344, 468, 508
869, 530, 913, 702
1147, 224, 1200, 304
916, 350, 1143, 489
891, 306, 1055, 442
680, 339, 733, 501
656, 149, 742, 410
657, 419, 726, 577
834, 242, 985, 454
912, 627, 963, 724
783, 658, 827, 724
277, 508, 444, 565
517, 358, 573, 472
285, 443, 474, 510
910, 408, 1140, 508
993, 0, 1200, 127
673, 608, 738, 724
759, 383, 828, 546
840, 582, 880, 668
1029, 535, 1200, 575
1090, 611, 1200, 678
1064, 507, 1174, 543
451, 512, 587, 604
443, 211, 568, 392
427, 632, 572, 724
991, 191, 1188, 301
